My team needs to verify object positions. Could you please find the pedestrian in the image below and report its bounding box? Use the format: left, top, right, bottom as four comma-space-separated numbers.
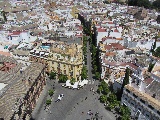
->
92, 89, 94, 92
90, 87, 93, 91
85, 97, 87, 100
87, 111, 90, 115
82, 112, 84, 115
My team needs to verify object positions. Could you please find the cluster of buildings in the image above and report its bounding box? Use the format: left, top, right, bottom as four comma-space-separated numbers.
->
0, 0, 84, 119
0, 0, 159, 120
82, 1, 160, 120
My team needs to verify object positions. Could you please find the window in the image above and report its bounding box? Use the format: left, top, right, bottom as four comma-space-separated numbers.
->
145, 114, 149, 119
131, 102, 134, 106
148, 105, 154, 110
126, 89, 130, 93
64, 70, 66, 74
133, 94, 138, 98
157, 111, 160, 115
138, 108, 141, 111
140, 99, 145, 104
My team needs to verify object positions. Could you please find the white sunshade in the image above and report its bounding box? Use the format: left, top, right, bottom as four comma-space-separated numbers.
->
66, 80, 72, 87
30, 50, 34, 53
71, 82, 79, 89
35, 51, 39, 54
40, 52, 44, 55
79, 79, 88, 86
45, 53, 49, 55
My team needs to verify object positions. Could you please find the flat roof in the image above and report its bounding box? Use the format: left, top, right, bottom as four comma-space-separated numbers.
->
125, 84, 160, 111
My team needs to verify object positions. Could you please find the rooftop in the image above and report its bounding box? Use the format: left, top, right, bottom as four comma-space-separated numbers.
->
0, 62, 45, 120
125, 84, 160, 111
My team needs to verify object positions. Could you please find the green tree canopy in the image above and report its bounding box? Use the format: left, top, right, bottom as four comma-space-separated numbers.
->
122, 67, 130, 87
81, 66, 88, 80
128, 0, 151, 8
97, 81, 110, 95
59, 74, 68, 83
48, 89, 54, 96
46, 99, 52, 105
70, 77, 76, 85
119, 105, 131, 119
137, 0, 151, 8
148, 63, 155, 72
153, 46, 160, 57
107, 93, 117, 103
100, 95, 107, 103
97, 86, 103, 94
49, 71, 56, 79
152, 0, 160, 10
95, 72, 100, 80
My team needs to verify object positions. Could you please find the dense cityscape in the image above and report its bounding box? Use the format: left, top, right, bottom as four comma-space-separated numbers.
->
0, 0, 160, 120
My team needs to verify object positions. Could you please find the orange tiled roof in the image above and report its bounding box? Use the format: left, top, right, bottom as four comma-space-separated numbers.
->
0, 51, 11, 56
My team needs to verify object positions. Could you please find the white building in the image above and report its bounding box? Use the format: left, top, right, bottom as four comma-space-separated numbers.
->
121, 63, 160, 120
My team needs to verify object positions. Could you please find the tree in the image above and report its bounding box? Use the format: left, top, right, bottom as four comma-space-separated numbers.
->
107, 93, 117, 103
59, 74, 68, 83
70, 77, 76, 85
148, 63, 155, 72
128, 0, 151, 8
100, 81, 108, 89
1, 11, 7, 21
46, 99, 52, 105
137, 0, 151, 8
119, 105, 131, 120
120, 67, 130, 98
122, 67, 130, 87
97, 86, 103, 94
99, 95, 107, 103
99, 81, 110, 95
81, 66, 88, 80
103, 0, 110, 4
152, 36, 157, 50
153, 46, 160, 57
152, 0, 160, 10
95, 72, 101, 80
48, 89, 54, 96
107, 104, 115, 111
49, 71, 56, 79
102, 87, 110, 95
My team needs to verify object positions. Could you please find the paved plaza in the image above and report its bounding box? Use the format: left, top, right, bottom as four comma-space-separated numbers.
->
31, 79, 116, 120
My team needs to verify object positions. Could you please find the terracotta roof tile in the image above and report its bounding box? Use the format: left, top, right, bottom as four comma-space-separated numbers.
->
144, 78, 153, 85
97, 28, 106, 32
0, 51, 11, 56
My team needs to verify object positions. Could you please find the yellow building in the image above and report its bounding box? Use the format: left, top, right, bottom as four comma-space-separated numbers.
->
47, 42, 83, 81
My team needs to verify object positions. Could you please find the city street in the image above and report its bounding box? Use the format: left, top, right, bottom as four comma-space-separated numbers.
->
87, 40, 93, 81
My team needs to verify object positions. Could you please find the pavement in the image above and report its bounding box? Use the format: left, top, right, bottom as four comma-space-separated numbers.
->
31, 79, 116, 120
